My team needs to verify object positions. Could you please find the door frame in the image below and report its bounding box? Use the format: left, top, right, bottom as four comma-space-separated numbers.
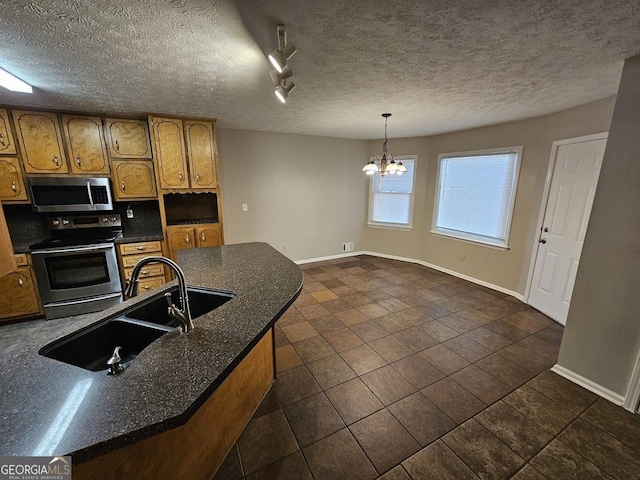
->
524, 132, 609, 307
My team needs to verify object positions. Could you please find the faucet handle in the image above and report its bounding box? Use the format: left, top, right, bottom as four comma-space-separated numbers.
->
107, 346, 125, 375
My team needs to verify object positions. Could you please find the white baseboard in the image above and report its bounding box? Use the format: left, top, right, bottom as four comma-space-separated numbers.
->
551, 364, 625, 407
295, 251, 364, 265
297, 250, 524, 302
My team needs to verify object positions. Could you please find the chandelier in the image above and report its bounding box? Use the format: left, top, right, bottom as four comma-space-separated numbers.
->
362, 113, 407, 176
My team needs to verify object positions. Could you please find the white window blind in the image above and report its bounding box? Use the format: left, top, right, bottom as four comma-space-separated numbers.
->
433, 149, 521, 247
369, 157, 416, 227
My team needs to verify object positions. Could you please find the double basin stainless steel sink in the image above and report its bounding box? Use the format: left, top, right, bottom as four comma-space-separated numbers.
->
39, 286, 235, 372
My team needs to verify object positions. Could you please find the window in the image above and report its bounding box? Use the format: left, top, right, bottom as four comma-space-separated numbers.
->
432, 147, 522, 248
368, 156, 417, 228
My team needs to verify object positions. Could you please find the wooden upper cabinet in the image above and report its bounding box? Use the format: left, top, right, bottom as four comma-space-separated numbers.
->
0, 109, 17, 155
12, 111, 68, 174
61, 115, 110, 174
111, 160, 157, 200
104, 118, 152, 159
185, 121, 217, 189
151, 117, 188, 189
0, 157, 28, 202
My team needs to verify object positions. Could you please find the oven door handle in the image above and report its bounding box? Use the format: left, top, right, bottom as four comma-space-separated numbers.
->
86, 180, 95, 208
47, 292, 122, 307
31, 244, 114, 255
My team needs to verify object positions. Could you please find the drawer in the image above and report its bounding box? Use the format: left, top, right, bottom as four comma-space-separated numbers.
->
118, 241, 162, 256
121, 252, 162, 268
137, 276, 166, 292
124, 263, 165, 280
14, 253, 28, 266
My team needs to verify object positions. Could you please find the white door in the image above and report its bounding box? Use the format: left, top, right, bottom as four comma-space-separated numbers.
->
528, 136, 607, 325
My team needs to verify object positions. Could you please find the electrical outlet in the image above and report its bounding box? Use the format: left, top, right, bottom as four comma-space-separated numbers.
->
126, 208, 134, 219
282, 245, 287, 252
242, 203, 248, 212
459, 252, 466, 261
342, 242, 354, 252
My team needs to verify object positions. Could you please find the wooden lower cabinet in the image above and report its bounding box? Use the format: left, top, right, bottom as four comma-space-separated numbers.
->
74, 330, 274, 480
0, 263, 41, 321
166, 224, 221, 259
117, 241, 166, 294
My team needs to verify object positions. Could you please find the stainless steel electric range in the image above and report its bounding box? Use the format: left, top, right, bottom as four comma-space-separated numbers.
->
30, 214, 124, 319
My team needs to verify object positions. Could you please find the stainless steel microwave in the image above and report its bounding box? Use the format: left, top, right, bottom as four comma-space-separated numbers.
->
28, 176, 114, 213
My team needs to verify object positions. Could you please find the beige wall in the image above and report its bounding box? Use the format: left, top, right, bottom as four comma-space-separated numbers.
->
558, 55, 640, 397
217, 128, 369, 261
363, 97, 616, 294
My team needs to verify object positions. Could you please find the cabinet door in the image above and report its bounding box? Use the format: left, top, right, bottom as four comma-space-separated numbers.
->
185, 121, 217, 189
167, 226, 195, 256
0, 109, 17, 155
195, 225, 221, 247
104, 118, 152, 159
0, 267, 41, 320
12, 111, 68, 174
152, 117, 188, 189
111, 160, 157, 200
62, 115, 110, 174
0, 157, 27, 201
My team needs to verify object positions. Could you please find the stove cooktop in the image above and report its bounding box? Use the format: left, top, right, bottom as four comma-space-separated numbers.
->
29, 230, 123, 250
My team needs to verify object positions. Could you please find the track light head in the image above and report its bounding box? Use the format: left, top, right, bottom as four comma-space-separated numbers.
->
275, 81, 295, 103
268, 42, 297, 73
270, 66, 293, 87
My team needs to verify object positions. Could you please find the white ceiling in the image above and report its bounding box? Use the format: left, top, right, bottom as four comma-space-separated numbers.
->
1, 0, 639, 139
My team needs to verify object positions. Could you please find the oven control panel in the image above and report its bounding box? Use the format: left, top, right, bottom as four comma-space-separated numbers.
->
49, 214, 122, 230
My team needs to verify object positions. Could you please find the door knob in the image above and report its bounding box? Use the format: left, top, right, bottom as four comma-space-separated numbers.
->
543, 227, 549, 232
539, 238, 547, 244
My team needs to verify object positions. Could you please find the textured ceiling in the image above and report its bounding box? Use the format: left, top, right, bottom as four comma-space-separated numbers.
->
0, 0, 639, 139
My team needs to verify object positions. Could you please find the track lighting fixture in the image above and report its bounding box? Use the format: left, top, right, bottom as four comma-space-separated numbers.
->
268, 25, 297, 103
268, 25, 297, 73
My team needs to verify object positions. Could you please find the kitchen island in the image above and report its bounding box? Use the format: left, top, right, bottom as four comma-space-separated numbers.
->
0, 242, 302, 479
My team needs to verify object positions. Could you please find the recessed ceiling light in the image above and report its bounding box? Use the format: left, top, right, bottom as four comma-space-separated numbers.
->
0, 67, 33, 93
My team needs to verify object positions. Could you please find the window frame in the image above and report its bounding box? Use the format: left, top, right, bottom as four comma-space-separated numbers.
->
431, 146, 523, 249
367, 155, 418, 230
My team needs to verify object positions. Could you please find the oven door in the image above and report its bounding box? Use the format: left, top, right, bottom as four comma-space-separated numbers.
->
31, 243, 122, 305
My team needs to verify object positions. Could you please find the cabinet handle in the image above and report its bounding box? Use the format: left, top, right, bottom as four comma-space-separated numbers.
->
0, 133, 5, 147
142, 285, 151, 290
140, 270, 150, 275
201, 232, 205, 242
186, 234, 190, 243
76, 156, 81, 167
53, 155, 59, 166
120, 181, 126, 191
136, 246, 147, 251
195, 172, 200, 183
179, 172, 184, 182
115, 140, 120, 152
11, 181, 16, 192
18, 277, 24, 287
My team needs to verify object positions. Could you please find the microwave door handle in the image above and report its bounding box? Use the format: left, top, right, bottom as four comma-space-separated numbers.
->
86, 181, 95, 208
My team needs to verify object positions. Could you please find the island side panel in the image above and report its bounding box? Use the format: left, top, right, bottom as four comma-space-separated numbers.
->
74, 330, 274, 480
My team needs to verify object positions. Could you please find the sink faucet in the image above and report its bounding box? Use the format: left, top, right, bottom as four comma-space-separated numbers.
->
124, 256, 194, 332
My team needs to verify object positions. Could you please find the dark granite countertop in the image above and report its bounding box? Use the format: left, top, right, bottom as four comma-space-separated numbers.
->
115, 232, 164, 244
0, 242, 302, 462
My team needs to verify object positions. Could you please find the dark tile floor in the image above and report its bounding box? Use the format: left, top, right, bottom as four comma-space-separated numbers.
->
214, 255, 640, 480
